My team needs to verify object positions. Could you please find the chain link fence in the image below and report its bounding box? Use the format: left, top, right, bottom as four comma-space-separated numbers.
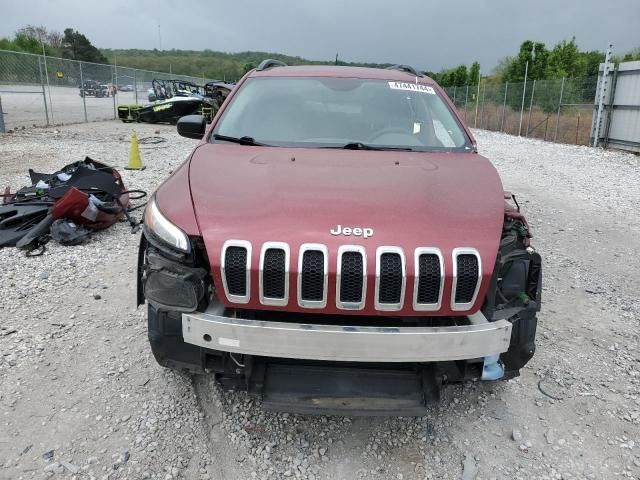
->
0, 49, 215, 131
444, 77, 598, 145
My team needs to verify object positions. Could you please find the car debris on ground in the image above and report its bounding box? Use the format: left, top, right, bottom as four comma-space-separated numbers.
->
0, 156, 145, 254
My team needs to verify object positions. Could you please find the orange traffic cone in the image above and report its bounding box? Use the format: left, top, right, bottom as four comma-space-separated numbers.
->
125, 131, 145, 170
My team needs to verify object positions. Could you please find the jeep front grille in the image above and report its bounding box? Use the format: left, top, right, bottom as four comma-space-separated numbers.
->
220, 242, 481, 312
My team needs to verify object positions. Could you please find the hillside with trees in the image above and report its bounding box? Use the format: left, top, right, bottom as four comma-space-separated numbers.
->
100, 49, 400, 82
1, 25, 638, 84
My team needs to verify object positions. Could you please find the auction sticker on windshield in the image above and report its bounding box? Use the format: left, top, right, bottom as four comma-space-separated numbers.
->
388, 82, 436, 94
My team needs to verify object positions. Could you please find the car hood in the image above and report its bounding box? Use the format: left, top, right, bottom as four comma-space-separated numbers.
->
188, 144, 504, 315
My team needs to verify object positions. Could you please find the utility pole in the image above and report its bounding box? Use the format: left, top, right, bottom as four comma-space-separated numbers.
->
114, 53, 118, 86
42, 42, 54, 124
335, 53, 339, 65
158, 22, 162, 50
112, 55, 117, 119
519, 43, 535, 136
474, 69, 481, 128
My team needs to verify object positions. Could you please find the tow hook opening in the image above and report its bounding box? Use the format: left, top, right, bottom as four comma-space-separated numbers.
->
468, 311, 506, 381
481, 354, 505, 381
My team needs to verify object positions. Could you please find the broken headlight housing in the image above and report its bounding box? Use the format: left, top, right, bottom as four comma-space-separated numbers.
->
143, 195, 190, 253
144, 250, 208, 312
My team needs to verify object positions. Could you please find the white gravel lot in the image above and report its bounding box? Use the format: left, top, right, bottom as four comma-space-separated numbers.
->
1, 122, 639, 480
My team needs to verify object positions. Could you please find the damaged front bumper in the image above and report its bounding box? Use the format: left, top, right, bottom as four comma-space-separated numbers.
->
182, 302, 512, 363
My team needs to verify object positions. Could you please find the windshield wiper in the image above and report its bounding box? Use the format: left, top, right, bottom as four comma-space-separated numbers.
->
213, 134, 269, 146
340, 142, 413, 151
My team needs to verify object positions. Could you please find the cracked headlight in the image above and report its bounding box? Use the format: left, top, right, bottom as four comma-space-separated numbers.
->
143, 196, 190, 252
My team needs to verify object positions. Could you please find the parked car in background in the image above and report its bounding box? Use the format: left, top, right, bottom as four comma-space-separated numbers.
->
79, 80, 108, 98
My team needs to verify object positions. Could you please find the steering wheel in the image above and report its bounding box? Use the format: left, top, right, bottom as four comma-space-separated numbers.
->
366, 126, 410, 142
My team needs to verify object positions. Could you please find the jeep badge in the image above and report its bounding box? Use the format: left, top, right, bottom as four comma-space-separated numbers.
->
330, 225, 374, 238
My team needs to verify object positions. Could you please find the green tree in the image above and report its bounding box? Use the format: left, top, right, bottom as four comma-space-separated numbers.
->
12, 33, 43, 54
468, 62, 480, 85
242, 62, 256, 75
578, 50, 605, 76
545, 38, 580, 78
450, 65, 468, 86
61, 28, 108, 63
491, 57, 511, 79
504, 41, 548, 82
0, 31, 56, 55
620, 47, 640, 62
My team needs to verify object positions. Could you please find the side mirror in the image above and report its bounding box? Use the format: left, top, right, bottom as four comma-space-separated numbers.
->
177, 115, 206, 139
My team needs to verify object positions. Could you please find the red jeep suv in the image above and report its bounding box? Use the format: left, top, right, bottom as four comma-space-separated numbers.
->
138, 60, 542, 415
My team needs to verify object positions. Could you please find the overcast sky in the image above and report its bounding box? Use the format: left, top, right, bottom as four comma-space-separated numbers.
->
1, 0, 638, 72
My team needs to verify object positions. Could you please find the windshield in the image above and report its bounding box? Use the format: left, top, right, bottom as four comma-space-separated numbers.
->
212, 77, 471, 151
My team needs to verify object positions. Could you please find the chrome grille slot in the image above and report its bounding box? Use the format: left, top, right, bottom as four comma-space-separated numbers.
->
451, 248, 482, 311
375, 247, 405, 311
221, 240, 252, 304
417, 255, 440, 303
340, 253, 363, 302
301, 251, 324, 300
336, 246, 366, 310
413, 248, 444, 311
263, 249, 285, 298
225, 248, 247, 295
297, 244, 328, 308
455, 255, 478, 302
259, 242, 289, 306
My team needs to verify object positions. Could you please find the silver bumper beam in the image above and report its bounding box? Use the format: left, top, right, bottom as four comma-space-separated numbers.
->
182, 305, 512, 363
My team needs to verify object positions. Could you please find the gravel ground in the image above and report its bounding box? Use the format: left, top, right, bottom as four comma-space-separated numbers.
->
1, 122, 639, 480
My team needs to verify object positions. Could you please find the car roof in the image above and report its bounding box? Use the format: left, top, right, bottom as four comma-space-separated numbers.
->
249, 65, 436, 84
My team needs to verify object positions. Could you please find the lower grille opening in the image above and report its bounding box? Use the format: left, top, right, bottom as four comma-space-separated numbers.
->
378, 252, 403, 304
455, 254, 479, 303
262, 248, 286, 299
417, 254, 441, 304
340, 251, 364, 304
226, 307, 467, 327
301, 250, 325, 301
225, 246, 248, 296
